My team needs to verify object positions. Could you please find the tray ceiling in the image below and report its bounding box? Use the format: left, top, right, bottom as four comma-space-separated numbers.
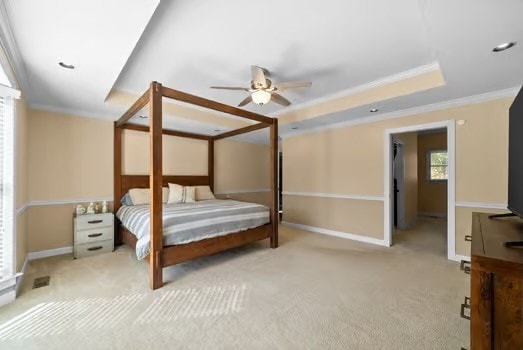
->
3, 0, 523, 142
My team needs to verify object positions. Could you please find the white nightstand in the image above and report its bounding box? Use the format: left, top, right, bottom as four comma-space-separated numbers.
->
73, 212, 114, 258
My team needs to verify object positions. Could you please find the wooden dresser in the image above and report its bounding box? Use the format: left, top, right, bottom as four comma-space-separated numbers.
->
469, 212, 523, 349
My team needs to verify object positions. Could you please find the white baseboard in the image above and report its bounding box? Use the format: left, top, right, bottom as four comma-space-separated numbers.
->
449, 253, 470, 262
282, 221, 389, 247
15, 256, 29, 296
419, 212, 447, 219
0, 290, 16, 307
27, 246, 73, 261
0, 273, 19, 307
455, 202, 507, 210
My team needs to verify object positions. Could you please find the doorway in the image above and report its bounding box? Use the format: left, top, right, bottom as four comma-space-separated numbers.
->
392, 141, 406, 229
384, 121, 456, 260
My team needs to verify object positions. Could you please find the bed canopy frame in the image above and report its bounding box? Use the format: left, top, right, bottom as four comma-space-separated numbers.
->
114, 81, 278, 290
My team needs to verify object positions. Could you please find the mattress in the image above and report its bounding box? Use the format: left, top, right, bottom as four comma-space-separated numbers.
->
116, 199, 270, 260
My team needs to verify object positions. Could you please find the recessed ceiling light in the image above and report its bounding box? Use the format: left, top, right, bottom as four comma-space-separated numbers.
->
214, 129, 221, 132
58, 62, 75, 69
370, 108, 379, 113
493, 42, 516, 52
291, 126, 299, 130
138, 115, 148, 119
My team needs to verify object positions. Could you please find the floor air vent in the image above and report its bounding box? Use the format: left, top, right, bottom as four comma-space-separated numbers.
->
32, 276, 50, 289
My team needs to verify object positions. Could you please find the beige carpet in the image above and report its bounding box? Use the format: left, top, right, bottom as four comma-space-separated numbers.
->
393, 216, 448, 258
0, 223, 469, 349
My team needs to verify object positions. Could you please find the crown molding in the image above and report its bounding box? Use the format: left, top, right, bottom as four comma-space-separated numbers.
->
273, 62, 441, 117
30, 103, 119, 121
282, 86, 520, 139
114, 88, 256, 124
0, 1, 30, 96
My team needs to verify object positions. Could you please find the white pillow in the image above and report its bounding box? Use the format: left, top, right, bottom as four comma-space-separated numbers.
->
128, 187, 169, 205
167, 183, 196, 204
194, 185, 215, 201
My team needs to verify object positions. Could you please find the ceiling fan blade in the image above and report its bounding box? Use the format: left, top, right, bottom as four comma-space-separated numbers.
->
238, 95, 253, 107
270, 93, 291, 107
210, 86, 249, 91
251, 65, 268, 88
274, 81, 312, 91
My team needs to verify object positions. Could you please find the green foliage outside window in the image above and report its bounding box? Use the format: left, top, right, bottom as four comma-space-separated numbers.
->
429, 151, 448, 180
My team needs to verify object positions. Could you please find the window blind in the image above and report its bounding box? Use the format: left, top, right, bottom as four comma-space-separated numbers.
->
0, 94, 14, 281
0, 95, 4, 278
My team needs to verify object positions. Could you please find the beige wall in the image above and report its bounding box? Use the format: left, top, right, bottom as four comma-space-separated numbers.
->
214, 139, 270, 206
15, 98, 28, 271
215, 139, 269, 192
122, 129, 208, 175
215, 192, 271, 207
283, 98, 512, 257
28, 110, 113, 201
285, 196, 384, 239
418, 132, 447, 216
393, 132, 418, 228
24, 110, 269, 252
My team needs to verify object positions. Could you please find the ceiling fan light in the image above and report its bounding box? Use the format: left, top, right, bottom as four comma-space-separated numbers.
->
251, 90, 271, 105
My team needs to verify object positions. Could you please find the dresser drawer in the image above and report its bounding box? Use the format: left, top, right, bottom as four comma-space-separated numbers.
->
76, 214, 113, 230
75, 227, 113, 245
74, 240, 113, 258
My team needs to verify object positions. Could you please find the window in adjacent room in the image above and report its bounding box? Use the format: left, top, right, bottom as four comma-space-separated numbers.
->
427, 150, 448, 181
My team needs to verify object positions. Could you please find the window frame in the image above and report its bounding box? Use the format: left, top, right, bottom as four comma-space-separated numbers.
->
0, 60, 19, 300
426, 149, 448, 182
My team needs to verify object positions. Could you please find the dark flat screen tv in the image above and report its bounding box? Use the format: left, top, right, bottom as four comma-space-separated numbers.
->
508, 85, 523, 218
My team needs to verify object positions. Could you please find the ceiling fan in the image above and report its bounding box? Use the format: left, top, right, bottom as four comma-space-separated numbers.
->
211, 65, 312, 107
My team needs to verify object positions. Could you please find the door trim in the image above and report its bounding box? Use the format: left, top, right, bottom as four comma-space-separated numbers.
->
383, 120, 456, 260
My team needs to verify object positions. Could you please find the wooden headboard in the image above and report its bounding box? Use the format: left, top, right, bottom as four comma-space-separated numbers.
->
120, 175, 210, 198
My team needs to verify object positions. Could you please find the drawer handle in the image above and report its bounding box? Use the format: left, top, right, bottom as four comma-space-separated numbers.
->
87, 233, 103, 238
87, 246, 103, 251
464, 235, 472, 242
460, 260, 471, 274
87, 220, 103, 224
460, 303, 470, 320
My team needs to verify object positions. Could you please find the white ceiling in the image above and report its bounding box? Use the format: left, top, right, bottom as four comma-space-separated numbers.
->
4, 0, 523, 142
4, 0, 160, 115
115, 0, 434, 115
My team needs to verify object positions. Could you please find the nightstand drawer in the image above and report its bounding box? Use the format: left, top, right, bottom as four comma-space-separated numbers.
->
76, 227, 113, 244
76, 214, 113, 230
75, 240, 113, 258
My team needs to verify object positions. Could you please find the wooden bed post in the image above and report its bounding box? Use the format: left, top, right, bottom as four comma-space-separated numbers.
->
208, 139, 214, 193
270, 118, 279, 248
149, 81, 163, 290
115, 83, 279, 290
113, 122, 122, 245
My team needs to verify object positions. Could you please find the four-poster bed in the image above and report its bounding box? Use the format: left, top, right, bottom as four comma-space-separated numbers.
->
114, 81, 278, 290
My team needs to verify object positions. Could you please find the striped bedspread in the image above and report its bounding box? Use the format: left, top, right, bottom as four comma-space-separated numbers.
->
116, 199, 270, 260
